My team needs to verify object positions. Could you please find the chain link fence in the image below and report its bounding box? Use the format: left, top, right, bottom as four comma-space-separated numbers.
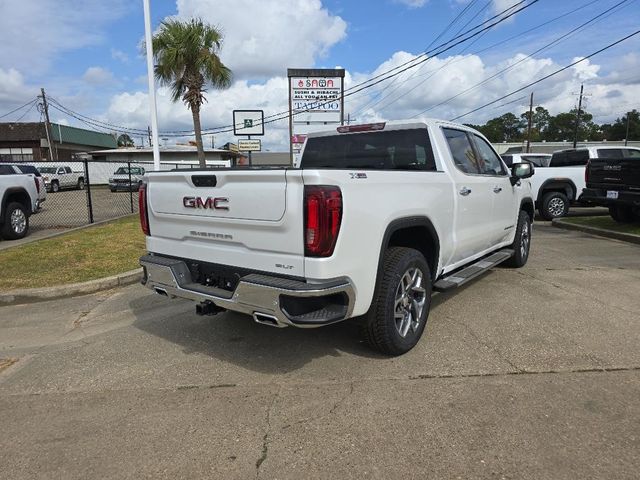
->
4, 160, 200, 233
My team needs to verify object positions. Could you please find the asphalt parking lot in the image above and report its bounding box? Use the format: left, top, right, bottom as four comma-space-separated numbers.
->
1, 222, 639, 479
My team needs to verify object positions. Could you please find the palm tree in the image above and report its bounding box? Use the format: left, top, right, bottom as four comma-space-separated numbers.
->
152, 18, 232, 168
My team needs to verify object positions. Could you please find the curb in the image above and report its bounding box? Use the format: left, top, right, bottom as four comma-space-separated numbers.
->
552, 219, 640, 245
0, 268, 143, 306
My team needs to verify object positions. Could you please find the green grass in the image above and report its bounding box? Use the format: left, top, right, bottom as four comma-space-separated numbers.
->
562, 215, 640, 235
0, 216, 146, 291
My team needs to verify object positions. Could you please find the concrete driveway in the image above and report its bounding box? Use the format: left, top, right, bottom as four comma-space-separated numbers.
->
1, 223, 639, 479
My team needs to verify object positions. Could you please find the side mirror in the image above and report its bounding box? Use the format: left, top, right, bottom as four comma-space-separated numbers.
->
510, 162, 534, 185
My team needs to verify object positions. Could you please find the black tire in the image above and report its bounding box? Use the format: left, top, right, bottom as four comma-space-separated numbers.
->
51, 181, 60, 193
609, 205, 635, 223
1, 202, 29, 240
362, 247, 432, 356
504, 210, 531, 268
77, 178, 85, 190
539, 191, 569, 220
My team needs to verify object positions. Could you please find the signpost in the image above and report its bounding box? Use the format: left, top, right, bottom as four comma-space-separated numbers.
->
287, 68, 345, 165
233, 110, 265, 165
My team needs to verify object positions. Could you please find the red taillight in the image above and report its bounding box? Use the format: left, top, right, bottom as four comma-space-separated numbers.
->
304, 185, 342, 257
139, 183, 150, 236
336, 122, 385, 133
34, 177, 40, 194
585, 160, 590, 185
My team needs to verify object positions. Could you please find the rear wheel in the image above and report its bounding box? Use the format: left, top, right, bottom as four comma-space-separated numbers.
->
51, 181, 60, 193
1, 202, 29, 240
609, 205, 635, 223
505, 210, 531, 268
362, 247, 432, 356
539, 191, 569, 220
77, 178, 85, 190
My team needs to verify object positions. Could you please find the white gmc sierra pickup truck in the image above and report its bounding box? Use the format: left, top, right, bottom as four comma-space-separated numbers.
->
139, 120, 535, 355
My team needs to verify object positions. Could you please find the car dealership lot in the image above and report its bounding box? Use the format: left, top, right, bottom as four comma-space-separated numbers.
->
0, 223, 639, 479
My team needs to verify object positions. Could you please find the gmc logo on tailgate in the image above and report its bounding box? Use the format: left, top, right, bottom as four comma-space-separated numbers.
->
183, 196, 229, 210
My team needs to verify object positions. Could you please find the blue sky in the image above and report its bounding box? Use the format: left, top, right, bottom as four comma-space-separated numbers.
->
0, 0, 639, 150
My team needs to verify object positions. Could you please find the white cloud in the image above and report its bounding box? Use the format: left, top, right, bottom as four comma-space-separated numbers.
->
82, 67, 115, 85
173, 0, 347, 78
0, 68, 35, 104
571, 57, 600, 81
0, 0, 128, 74
111, 48, 129, 63
394, 0, 428, 8
99, 45, 640, 150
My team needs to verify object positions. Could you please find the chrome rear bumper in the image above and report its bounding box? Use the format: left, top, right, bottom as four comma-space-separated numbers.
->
140, 254, 355, 328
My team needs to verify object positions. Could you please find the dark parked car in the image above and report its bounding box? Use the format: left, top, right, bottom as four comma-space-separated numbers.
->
582, 147, 640, 223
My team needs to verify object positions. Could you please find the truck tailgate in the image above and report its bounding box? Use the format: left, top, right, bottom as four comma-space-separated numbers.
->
145, 169, 305, 276
588, 157, 640, 189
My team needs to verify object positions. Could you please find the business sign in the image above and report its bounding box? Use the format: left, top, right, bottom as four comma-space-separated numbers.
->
290, 77, 342, 123
288, 69, 344, 125
238, 139, 262, 152
232, 110, 265, 136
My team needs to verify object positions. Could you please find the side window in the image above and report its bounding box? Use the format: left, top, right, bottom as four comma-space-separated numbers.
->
472, 135, 507, 175
443, 128, 480, 174
57, 168, 65, 175
65, 167, 72, 173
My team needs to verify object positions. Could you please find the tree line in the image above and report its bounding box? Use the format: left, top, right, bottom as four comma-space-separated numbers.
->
465, 107, 638, 144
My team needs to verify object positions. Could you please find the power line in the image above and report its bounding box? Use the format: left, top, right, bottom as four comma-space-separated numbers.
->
449, 29, 640, 121
413, 0, 635, 118
0, 98, 38, 120
15, 100, 38, 122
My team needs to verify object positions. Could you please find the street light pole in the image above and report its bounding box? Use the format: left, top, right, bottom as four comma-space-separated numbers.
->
142, 0, 161, 171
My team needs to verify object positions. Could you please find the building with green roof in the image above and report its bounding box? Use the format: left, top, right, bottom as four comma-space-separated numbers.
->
0, 122, 117, 162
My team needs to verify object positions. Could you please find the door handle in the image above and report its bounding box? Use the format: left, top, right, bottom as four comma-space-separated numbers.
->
493, 187, 502, 193
459, 187, 471, 196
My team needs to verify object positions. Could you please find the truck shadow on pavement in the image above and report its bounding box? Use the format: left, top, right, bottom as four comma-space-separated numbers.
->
129, 293, 386, 375
128, 277, 480, 375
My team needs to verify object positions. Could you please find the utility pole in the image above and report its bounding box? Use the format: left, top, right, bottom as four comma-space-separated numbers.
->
572, 84, 587, 149
625, 112, 631, 146
39, 88, 56, 161
147, 126, 152, 147
526, 92, 534, 153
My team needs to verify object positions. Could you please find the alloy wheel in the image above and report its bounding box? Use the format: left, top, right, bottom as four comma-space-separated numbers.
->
394, 267, 427, 338
10, 208, 26, 234
548, 198, 565, 217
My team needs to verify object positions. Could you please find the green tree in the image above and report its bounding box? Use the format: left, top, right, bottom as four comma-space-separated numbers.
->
152, 18, 232, 168
545, 108, 598, 142
602, 110, 640, 141
520, 106, 551, 141
117, 133, 134, 147
474, 113, 524, 142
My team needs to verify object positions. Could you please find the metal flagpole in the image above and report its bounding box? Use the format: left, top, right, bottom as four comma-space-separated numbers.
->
142, 0, 161, 171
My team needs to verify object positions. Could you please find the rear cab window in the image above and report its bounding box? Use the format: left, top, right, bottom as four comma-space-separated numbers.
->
501, 155, 514, 167
301, 128, 437, 171
597, 149, 624, 159
550, 150, 589, 167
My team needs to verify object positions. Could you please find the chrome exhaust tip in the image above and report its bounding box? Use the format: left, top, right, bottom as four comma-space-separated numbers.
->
253, 312, 286, 328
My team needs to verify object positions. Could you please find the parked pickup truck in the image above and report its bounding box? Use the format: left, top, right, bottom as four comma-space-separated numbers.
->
139, 120, 535, 355
0, 166, 39, 240
528, 148, 589, 220
109, 166, 146, 192
38, 165, 85, 192
581, 146, 640, 223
